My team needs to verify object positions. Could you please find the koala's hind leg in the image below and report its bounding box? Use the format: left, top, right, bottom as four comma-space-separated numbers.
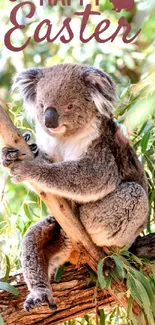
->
22, 216, 72, 311
80, 182, 149, 248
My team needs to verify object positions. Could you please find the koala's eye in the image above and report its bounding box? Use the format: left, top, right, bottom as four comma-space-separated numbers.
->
67, 104, 73, 110
40, 103, 44, 108
64, 104, 73, 113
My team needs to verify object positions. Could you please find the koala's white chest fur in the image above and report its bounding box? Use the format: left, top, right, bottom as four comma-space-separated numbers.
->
36, 123, 99, 162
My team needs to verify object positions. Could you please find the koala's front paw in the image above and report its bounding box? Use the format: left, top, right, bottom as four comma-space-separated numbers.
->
24, 288, 57, 312
1, 147, 32, 183
1, 146, 25, 167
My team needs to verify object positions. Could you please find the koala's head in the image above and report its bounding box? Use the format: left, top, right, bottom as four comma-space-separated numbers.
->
13, 64, 116, 138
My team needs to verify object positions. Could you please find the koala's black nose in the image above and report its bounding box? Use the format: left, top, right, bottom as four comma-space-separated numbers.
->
44, 108, 59, 129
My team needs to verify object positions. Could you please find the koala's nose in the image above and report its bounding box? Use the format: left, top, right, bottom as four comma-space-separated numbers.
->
44, 107, 59, 129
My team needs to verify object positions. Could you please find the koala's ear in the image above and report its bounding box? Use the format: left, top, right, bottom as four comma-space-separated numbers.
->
83, 67, 116, 118
12, 68, 42, 118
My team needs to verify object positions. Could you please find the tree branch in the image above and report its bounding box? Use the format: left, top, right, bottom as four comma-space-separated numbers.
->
0, 265, 114, 325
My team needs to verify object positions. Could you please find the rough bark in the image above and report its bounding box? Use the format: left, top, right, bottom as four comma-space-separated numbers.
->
0, 265, 114, 325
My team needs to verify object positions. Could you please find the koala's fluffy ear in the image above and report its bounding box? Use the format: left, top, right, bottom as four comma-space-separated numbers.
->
12, 68, 42, 119
83, 67, 116, 118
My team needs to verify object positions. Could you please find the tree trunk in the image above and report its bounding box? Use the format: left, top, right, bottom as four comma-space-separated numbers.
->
0, 265, 114, 325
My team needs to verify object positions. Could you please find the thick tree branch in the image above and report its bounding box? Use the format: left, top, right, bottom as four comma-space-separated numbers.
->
0, 265, 114, 325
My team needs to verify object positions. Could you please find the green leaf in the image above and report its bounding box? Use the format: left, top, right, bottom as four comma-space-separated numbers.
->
142, 120, 154, 135
0, 282, 19, 296
130, 268, 155, 318
119, 255, 133, 270
84, 315, 89, 324
127, 274, 154, 325
97, 259, 106, 289
99, 309, 106, 325
112, 255, 126, 279
127, 296, 132, 319
0, 315, 4, 325
105, 274, 111, 288
127, 274, 143, 308
23, 203, 32, 220
109, 307, 116, 320
120, 250, 130, 257
110, 268, 121, 283
54, 265, 64, 282
3, 255, 10, 282
141, 131, 150, 153
130, 254, 143, 266
150, 189, 155, 204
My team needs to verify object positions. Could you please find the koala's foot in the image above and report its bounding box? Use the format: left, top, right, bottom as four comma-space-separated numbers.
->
24, 288, 57, 312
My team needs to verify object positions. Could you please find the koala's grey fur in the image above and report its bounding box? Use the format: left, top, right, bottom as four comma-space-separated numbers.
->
2, 63, 148, 310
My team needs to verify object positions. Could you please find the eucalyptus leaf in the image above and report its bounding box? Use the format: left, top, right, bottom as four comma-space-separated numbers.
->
99, 309, 106, 325
0, 282, 19, 296
54, 265, 64, 282
130, 268, 155, 317
23, 203, 32, 220
0, 315, 4, 325
3, 255, 10, 282
97, 260, 106, 289
112, 255, 125, 279
141, 132, 151, 153
127, 274, 154, 325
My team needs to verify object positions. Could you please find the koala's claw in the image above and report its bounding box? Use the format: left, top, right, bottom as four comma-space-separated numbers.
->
41, 293, 57, 310
24, 288, 57, 312
24, 297, 36, 312
23, 132, 39, 157
1, 147, 25, 167
29, 143, 38, 155
23, 132, 31, 143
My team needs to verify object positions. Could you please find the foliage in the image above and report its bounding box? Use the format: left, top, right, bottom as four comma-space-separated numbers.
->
0, 0, 155, 324
97, 250, 155, 325
0, 281, 19, 296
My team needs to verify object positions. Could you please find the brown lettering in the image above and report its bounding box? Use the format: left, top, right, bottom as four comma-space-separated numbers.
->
34, 17, 73, 43
60, 18, 74, 43
52, 0, 66, 5
75, 4, 100, 43
94, 19, 110, 42
34, 19, 52, 42
4, 1, 35, 52
119, 17, 141, 43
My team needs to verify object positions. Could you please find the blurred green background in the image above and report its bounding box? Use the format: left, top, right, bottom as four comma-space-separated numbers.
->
0, 0, 155, 324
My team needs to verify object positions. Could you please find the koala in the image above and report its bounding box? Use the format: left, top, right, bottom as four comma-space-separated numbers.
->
1, 63, 148, 311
